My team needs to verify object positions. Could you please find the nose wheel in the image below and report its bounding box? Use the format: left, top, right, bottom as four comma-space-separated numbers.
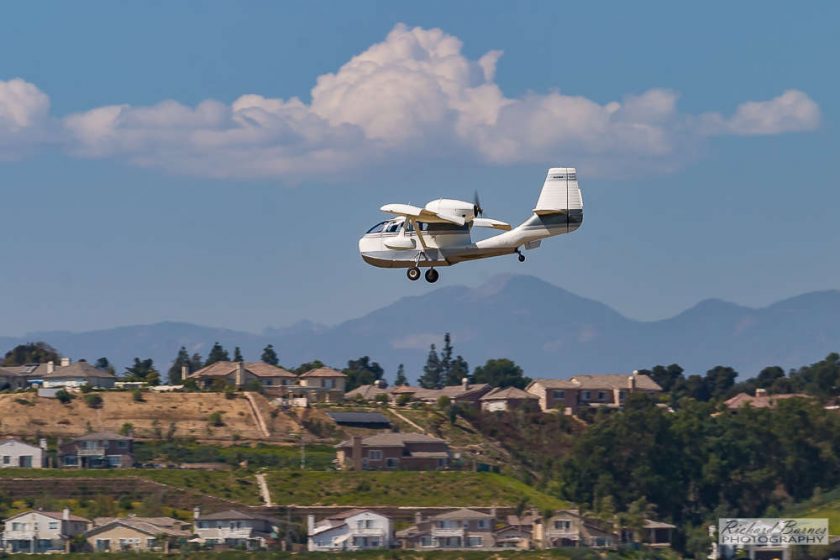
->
515, 249, 526, 262
425, 268, 439, 283
407, 267, 421, 281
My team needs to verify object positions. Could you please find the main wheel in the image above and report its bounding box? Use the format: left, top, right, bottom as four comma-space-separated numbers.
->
425, 268, 439, 283
518, 253, 526, 262
407, 267, 421, 281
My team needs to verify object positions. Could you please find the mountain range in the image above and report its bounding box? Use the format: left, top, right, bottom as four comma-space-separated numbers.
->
2, 274, 839, 382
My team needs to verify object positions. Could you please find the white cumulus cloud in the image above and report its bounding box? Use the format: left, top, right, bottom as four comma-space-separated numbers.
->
0, 24, 823, 179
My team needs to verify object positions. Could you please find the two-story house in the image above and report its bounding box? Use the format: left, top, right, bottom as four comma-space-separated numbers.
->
192, 508, 278, 550
0, 438, 45, 468
295, 367, 346, 403
85, 516, 192, 552
1, 509, 91, 553
185, 361, 297, 390
397, 509, 496, 549
307, 509, 392, 551
59, 432, 133, 468
335, 433, 450, 471
526, 371, 662, 413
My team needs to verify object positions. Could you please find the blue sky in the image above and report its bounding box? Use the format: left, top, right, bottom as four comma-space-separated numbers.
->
0, 1, 837, 335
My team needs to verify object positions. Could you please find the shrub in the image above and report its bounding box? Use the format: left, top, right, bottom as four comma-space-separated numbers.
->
131, 388, 144, 402
84, 393, 103, 409
208, 412, 225, 427
79, 383, 93, 394
120, 422, 134, 436
396, 394, 412, 407
55, 391, 73, 405
374, 393, 389, 404
436, 395, 451, 410
224, 385, 237, 400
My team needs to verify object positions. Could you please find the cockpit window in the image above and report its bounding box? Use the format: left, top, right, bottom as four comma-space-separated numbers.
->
385, 221, 402, 233
366, 221, 387, 234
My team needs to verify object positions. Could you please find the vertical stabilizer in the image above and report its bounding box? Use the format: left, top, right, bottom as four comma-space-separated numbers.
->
534, 167, 583, 214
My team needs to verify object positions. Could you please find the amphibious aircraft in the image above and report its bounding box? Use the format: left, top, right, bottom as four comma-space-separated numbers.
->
359, 167, 583, 282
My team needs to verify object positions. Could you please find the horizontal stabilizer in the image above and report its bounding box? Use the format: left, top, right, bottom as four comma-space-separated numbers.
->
472, 217, 512, 231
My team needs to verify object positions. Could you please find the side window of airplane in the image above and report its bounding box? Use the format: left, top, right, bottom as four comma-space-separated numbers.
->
385, 222, 401, 233
405, 221, 414, 233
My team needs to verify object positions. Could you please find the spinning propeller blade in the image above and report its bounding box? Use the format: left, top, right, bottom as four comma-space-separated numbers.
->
473, 190, 484, 217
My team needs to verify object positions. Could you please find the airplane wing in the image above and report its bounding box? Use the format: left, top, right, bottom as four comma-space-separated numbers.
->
380, 204, 466, 226
472, 217, 512, 231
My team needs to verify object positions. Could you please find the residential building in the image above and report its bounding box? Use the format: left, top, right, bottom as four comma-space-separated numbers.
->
192, 509, 277, 550
85, 516, 191, 552
344, 380, 390, 401
59, 432, 133, 468
1, 509, 90, 553
295, 367, 347, 402
479, 386, 540, 412
307, 509, 392, 551
411, 380, 493, 405
526, 371, 662, 413
530, 509, 674, 549
0, 438, 45, 468
2, 358, 116, 389
397, 509, 496, 549
532, 509, 583, 548
724, 388, 812, 410
335, 433, 450, 471
0, 366, 26, 390
186, 361, 297, 390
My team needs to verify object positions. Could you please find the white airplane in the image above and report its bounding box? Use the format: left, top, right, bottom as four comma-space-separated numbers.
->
359, 167, 583, 282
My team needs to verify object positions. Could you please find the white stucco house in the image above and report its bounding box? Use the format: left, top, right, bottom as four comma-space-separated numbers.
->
0, 509, 90, 553
308, 509, 392, 551
0, 438, 45, 468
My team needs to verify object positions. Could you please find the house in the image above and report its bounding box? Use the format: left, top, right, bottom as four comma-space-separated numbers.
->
295, 367, 347, 402
0, 366, 26, 390
336, 433, 450, 471
397, 509, 496, 549
85, 516, 192, 552
412, 380, 493, 405
640, 519, 676, 548
186, 361, 297, 390
326, 411, 392, 429
493, 515, 534, 549
307, 509, 392, 551
2, 358, 116, 389
59, 432, 133, 468
480, 386, 540, 412
724, 388, 812, 410
0, 438, 45, 468
192, 508, 278, 550
344, 380, 390, 401
1, 509, 91, 553
526, 371, 662, 413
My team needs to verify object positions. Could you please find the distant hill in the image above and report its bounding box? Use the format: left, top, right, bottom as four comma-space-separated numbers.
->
2, 274, 839, 381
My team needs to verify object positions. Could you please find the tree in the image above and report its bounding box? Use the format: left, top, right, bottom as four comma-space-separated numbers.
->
343, 356, 384, 392
124, 358, 161, 386
204, 342, 230, 366
294, 360, 325, 375
440, 333, 454, 382
418, 344, 443, 389
705, 366, 738, 399
94, 357, 115, 375
473, 358, 531, 389
639, 364, 684, 393
2, 342, 60, 366
233, 346, 244, 362
261, 344, 279, 366
167, 347, 191, 385
189, 352, 203, 372
445, 355, 470, 386
394, 364, 408, 386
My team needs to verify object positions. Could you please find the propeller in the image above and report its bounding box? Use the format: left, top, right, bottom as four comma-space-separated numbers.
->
473, 190, 484, 217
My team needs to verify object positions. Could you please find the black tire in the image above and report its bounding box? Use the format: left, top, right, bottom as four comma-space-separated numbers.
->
518, 253, 526, 262
407, 267, 421, 281
425, 268, 439, 283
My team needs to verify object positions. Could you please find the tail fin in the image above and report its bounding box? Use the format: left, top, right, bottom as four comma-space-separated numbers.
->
533, 167, 583, 215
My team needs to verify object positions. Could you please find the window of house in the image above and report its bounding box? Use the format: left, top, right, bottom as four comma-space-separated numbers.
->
597, 391, 605, 401
12, 522, 26, 531
147, 538, 156, 548
619, 390, 627, 400
96, 539, 111, 551
419, 536, 433, 547
368, 450, 383, 460
117, 441, 128, 449
554, 520, 571, 530
64, 455, 78, 466
476, 519, 487, 529
48, 522, 58, 530
582, 391, 591, 401
385, 457, 399, 468
2, 455, 9, 464
467, 536, 483, 547
552, 390, 565, 399
264, 379, 273, 386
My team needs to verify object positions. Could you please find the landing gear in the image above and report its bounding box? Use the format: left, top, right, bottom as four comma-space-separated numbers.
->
515, 249, 526, 262
407, 267, 421, 281
425, 268, 439, 283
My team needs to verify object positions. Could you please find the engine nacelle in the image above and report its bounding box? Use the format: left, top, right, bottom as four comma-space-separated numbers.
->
424, 199, 476, 222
